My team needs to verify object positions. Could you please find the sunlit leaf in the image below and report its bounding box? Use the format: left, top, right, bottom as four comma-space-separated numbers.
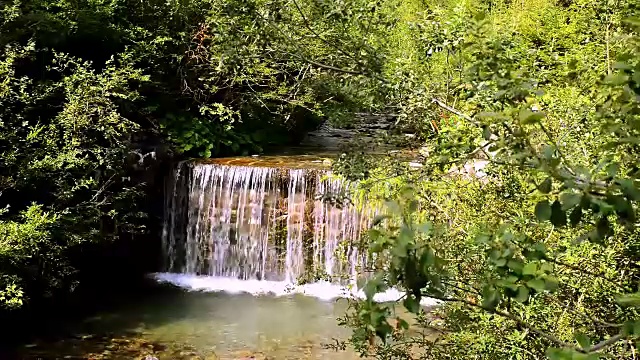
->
522, 262, 537, 275
526, 278, 546, 292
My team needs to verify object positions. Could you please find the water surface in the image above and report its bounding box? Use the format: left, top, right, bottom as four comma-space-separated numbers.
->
15, 285, 360, 360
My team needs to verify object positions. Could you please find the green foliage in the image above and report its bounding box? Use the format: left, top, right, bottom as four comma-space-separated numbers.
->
331, 0, 640, 359
0, 0, 392, 310
2, 3, 640, 360
0, 38, 148, 308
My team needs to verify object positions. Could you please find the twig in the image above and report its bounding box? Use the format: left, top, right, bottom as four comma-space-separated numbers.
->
544, 255, 627, 291
590, 333, 624, 352
291, 0, 358, 62
431, 98, 476, 124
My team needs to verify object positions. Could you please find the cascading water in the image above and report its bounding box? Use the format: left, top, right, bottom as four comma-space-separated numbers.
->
155, 157, 412, 302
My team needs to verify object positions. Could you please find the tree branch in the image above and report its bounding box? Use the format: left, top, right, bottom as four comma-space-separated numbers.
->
431, 98, 476, 124
290, 0, 358, 62
590, 333, 625, 352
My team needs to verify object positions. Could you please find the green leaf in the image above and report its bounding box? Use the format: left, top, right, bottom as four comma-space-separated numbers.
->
476, 233, 491, 243
408, 200, 419, 212
397, 318, 409, 330
546, 348, 598, 360
481, 285, 500, 309
542, 145, 555, 160
569, 207, 583, 226
623, 17, 640, 27
535, 200, 552, 221
507, 259, 523, 273
519, 108, 545, 124
575, 332, 591, 351
605, 163, 620, 178
544, 276, 559, 292
596, 217, 612, 240
538, 177, 552, 194
618, 179, 640, 201
603, 73, 629, 86
515, 286, 529, 303
560, 192, 582, 211
540, 262, 553, 273
474, 12, 486, 21
476, 112, 502, 119
613, 62, 633, 70
369, 228, 382, 241
482, 125, 492, 140
616, 292, 640, 307
522, 262, 537, 275
494, 258, 507, 267
526, 278, 546, 292
398, 225, 414, 247
403, 295, 421, 314
357, 277, 367, 290
550, 200, 567, 227
363, 279, 379, 300
622, 320, 640, 336
419, 247, 436, 270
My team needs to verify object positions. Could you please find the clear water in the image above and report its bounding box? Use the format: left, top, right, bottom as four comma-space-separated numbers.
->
15, 285, 361, 360
119, 291, 357, 359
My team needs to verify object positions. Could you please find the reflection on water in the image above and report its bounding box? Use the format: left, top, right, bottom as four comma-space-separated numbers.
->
15, 287, 360, 360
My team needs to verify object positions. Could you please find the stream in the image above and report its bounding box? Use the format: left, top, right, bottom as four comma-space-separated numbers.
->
8, 154, 431, 359
11, 283, 359, 359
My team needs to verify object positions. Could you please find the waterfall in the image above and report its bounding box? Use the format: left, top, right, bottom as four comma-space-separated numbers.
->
160, 160, 375, 288
156, 159, 438, 305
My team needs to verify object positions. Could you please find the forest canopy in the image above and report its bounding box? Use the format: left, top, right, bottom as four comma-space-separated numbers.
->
1, 0, 640, 359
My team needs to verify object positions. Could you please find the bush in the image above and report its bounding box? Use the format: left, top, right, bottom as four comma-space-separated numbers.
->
334, 1, 640, 359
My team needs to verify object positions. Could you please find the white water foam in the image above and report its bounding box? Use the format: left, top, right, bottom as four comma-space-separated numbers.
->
151, 273, 439, 306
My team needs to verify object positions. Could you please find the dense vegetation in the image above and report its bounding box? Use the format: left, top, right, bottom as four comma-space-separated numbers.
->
0, 0, 370, 312
1, 0, 640, 359
333, 1, 640, 359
